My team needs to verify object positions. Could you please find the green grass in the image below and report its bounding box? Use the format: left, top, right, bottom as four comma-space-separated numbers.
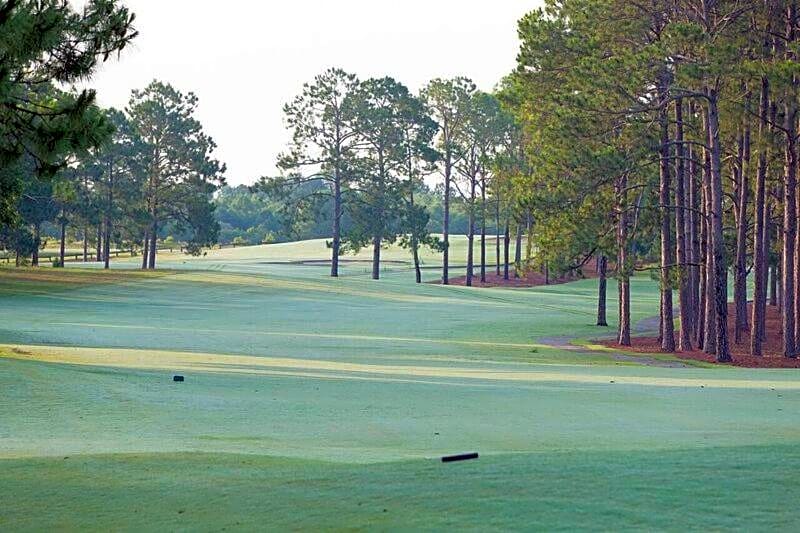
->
3, 446, 799, 531
0, 238, 798, 530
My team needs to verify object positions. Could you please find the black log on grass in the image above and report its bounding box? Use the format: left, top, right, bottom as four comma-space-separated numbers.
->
441, 452, 479, 463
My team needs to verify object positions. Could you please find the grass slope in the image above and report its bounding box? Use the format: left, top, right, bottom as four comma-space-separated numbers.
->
3, 446, 799, 531
0, 239, 798, 530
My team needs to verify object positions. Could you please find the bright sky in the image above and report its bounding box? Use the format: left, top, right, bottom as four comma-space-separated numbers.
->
87, 1, 537, 186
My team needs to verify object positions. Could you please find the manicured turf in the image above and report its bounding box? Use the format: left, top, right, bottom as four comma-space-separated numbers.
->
1, 239, 798, 530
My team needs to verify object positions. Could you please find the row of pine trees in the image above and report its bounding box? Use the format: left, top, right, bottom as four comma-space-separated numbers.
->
504, 0, 800, 361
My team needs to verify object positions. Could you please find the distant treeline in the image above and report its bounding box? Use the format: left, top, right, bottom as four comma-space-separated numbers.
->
214, 183, 480, 246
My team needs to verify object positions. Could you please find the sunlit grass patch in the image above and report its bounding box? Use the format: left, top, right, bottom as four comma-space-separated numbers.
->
0, 267, 171, 288
3, 343, 800, 390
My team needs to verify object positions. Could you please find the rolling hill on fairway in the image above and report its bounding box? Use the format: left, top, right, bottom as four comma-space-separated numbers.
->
1, 240, 799, 530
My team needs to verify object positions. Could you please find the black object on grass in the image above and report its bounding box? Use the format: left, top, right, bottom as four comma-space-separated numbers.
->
441, 452, 479, 463
173, 375, 184, 382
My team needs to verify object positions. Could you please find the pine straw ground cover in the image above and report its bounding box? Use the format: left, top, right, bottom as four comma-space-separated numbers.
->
600, 303, 800, 368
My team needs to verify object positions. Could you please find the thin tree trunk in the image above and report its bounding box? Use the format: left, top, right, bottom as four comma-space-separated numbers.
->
796, 187, 800, 348
751, 76, 770, 356
331, 171, 342, 278
782, 0, 798, 357
83, 226, 88, 262
784, 108, 798, 357
148, 219, 157, 270
503, 221, 510, 281
597, 255, 608, 327
658, 76, 676, 352
103, 219, 111, 270
141, 232, 149, 270
372, 234, 381, 280
734, 115, 751, 344
674, 98, 692, 351
408, 174, 422, 283
702, 112, 716, 355
442, 156, 451, 285
104, 166, 113, 270
412, 241, 421, 284
480, 174, 486, 283
771, 262, 778, 307
707, 89, 731, 362
59, 214, 67, 267
466, 178, 475, 287
697, 188, 707, 351
778, 258, 784, 314
32, 223, 40, 266
96, 225, 102, 262
617, 174, 631, 346
495, 195, 501, 276
688, 143, 701, 339
514, 219, 522, 278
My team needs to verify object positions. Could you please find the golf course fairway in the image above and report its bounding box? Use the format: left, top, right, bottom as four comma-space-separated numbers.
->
1, 239, 799, 530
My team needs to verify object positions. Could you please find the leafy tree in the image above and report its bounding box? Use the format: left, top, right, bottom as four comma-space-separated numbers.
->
343, 77, 436, 280
421, 77, 476, 284
396, 88, 440, 283
126, 81, 225, 269
0, 0, 136, 220
18, 169, 59, 266
276, 68, 360, 277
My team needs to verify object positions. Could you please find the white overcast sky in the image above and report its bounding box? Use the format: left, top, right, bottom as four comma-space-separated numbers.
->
87, 1, 538, 186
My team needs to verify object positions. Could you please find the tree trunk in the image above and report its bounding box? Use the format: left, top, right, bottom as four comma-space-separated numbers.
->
696, 199, 707, 351
778, 247, 784, 314
331, 172, 342, 278
503, 221, 510, 281
466, 178, 475, 287
104, 219, 111, 270
148, 219, 157, 270
412, 240, 421, 284
771, 262, 778, 307
442, 156, 451, 285
751, 77, 770, 356
59, 215, 67, 267
495, 195, 501, 276
783, 101, 798, 357
480, 174, 486, 283
734, 116, 751, 344
514, 220, 523, 278
372, 234, 381, 280
141, 232, 149, 270
96, 225, 102, 262
674, 98, 692, 351
701, 109, 716, 354
104, 168, 113, 270
617, 174, 631, 346
32, 223, 40, 266
597, 255, 608, 327
83, 227, 88, 262
688, 143, 701, 340
796, 187, 800, 349
781, 0, 799, 357
658, 76, 676, 352
707, 89, 731, 362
